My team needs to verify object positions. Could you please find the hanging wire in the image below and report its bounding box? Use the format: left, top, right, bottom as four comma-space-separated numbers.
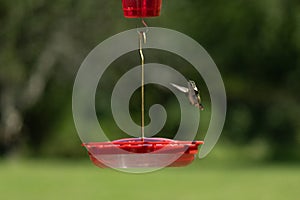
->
138, 19, 147, 141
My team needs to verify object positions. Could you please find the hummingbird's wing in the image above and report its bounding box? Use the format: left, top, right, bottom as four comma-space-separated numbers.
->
170, 83, 189, 93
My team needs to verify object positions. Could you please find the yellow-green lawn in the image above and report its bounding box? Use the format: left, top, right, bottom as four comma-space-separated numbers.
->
0, 157, 299, 200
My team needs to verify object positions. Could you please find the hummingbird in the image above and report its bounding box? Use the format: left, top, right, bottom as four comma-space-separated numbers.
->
170, 80, 204, 110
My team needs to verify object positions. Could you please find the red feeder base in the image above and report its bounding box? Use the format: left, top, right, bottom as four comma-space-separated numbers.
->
83, 138, 203, 168
122, 0, 162, 18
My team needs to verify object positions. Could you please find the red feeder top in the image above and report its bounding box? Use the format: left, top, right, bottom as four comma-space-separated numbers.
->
122, 0, 162, 18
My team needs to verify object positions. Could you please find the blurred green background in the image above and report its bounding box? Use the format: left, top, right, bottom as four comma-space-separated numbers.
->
0, 0, 299, 199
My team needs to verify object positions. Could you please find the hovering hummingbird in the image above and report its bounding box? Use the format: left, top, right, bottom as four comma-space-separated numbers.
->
170, 80, 204, 110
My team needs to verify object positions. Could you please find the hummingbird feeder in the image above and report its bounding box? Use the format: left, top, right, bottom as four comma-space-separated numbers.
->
82, 0, 204, 169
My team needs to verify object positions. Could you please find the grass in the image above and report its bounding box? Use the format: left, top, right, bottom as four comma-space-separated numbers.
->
0, 156, 299, 200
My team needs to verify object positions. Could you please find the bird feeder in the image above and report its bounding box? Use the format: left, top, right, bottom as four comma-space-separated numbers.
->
82, 0, 204, 169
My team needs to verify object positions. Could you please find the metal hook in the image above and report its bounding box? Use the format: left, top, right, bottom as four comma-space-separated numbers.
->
141, 18, 148, 29
137, 18, 149, 42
